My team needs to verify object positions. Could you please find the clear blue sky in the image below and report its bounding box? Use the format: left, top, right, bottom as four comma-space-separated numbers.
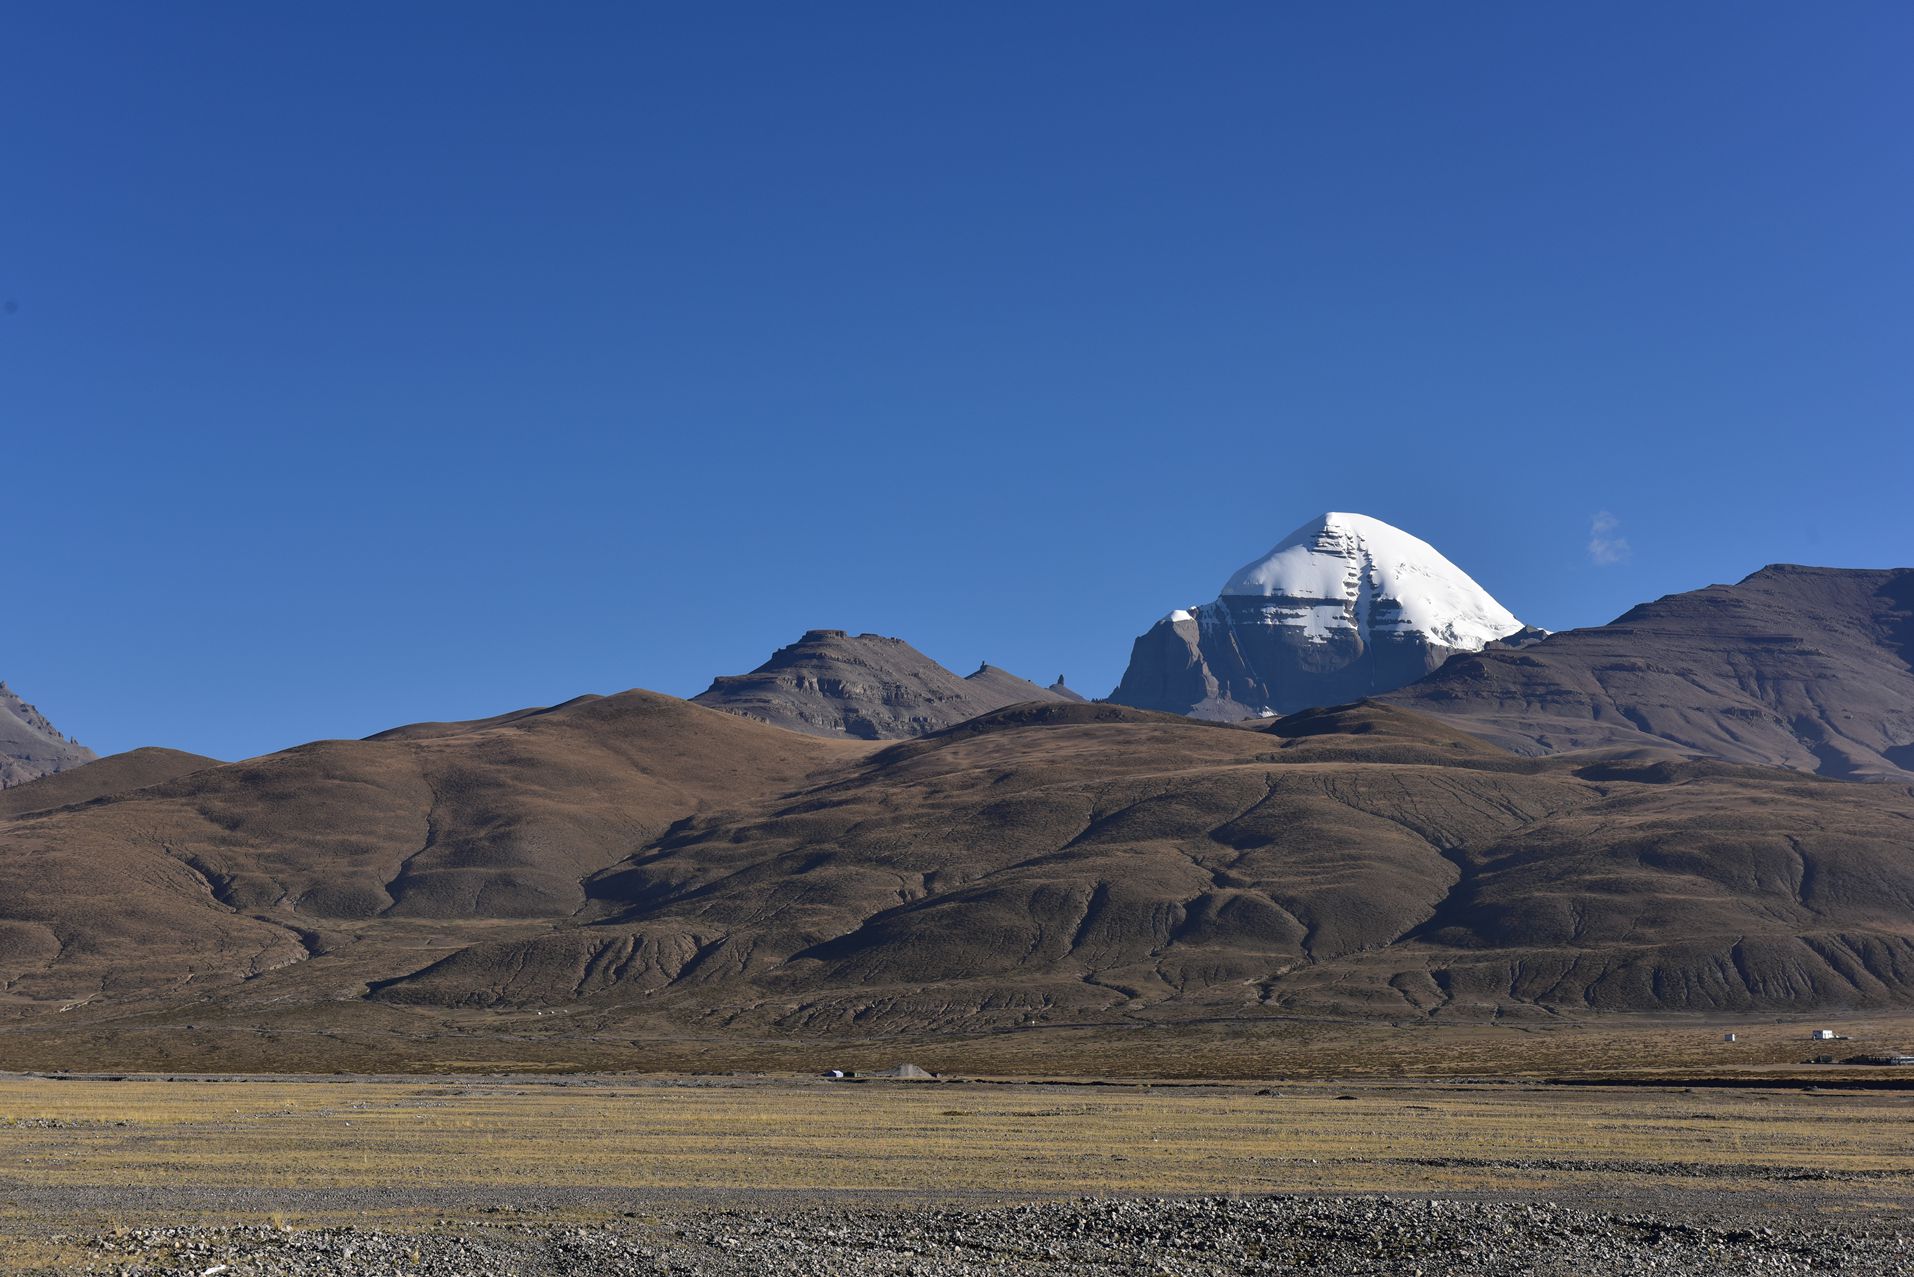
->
7, 4, 1912, 761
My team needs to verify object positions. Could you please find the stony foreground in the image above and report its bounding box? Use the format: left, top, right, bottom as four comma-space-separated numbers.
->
80, 1196, 1910, 1276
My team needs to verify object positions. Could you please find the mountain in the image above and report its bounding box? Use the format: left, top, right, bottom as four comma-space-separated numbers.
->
1110, 513, 1527, 720
6, 684, 1914, 1054
1387, 565, 1914, 780
693, 630, 1074, 739
0, 680, 95, 788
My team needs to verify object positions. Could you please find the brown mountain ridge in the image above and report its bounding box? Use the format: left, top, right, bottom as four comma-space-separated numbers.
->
3, 685, 1911, 1049
1388, 565, 1914, 780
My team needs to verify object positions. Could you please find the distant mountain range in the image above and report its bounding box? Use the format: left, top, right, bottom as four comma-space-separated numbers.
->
678, 515, 1913, 783
3, 515, 1911, 1059
9, 514, 1908, 780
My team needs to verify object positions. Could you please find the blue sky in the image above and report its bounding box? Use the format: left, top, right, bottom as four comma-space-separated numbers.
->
7, 4, 1912, 761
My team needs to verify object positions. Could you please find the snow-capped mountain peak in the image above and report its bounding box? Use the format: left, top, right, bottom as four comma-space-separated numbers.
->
1111, 512, 1528, 721
1220, 512, 1522, 651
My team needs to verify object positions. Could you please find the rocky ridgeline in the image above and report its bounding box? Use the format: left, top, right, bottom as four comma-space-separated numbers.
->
79, 1196, 1910, 1275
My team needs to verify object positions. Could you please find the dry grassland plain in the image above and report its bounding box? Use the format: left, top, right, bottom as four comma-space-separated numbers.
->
1, 1070, 1910, 1270
8, 1008, 1914, 1082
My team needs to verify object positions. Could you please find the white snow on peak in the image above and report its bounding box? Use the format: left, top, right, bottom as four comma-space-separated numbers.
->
1166, 608, 1196, 623
1219, 512, 1523, 650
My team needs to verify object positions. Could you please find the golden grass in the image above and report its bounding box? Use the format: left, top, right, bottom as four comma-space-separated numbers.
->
1, 1074, 1908, 1218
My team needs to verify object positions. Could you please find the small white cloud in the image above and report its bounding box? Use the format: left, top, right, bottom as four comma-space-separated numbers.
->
1588, 511, 1630, 566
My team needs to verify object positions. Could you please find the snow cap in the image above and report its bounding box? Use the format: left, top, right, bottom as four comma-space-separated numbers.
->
1220, 512, 1522, 650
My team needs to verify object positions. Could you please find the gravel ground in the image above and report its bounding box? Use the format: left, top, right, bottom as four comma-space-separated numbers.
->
75, 1195, 1911, 1276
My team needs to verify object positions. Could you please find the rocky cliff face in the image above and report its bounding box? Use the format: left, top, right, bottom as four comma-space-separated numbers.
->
1387, 564, 1914, 780
0, 680, 95, 788
1110, 513, 1527, 720
694, 631, 1073, 739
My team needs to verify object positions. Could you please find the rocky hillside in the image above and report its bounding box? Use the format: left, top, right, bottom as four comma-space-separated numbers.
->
1387, 564, 1914, 780
694, 630, 1074, 738
1110, 513, 1526, 720
0, 679, 94, 788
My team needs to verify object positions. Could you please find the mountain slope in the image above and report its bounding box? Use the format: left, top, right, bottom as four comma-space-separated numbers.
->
0, 690, 867, 1008
5, 684, 1909, 1034
1387, 565, 1914, 780
0, 680, 95, 788
694, 630, 1073, 739
369, 701, 1914, 1025
1111, 513, 1526, 720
